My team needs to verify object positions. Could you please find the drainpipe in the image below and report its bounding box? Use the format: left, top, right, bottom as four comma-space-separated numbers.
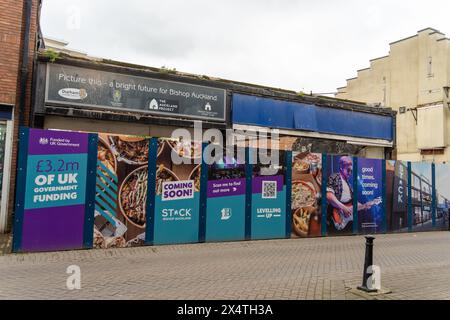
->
18, 0, 33, 127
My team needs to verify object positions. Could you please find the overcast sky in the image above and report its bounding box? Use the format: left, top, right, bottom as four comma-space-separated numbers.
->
41, 0, 450, 94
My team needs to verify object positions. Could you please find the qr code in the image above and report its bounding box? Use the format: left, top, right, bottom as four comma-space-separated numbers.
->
262, 181, 277, 199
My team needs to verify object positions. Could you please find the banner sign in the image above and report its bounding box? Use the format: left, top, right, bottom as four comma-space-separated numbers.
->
251, 166, 287, 240
434, 164, 450, 230
45, 64, 226, 121
386, 160, 408, 232
152, 139, 201, 245
19, 129, 89, 252
162, 180, 195, 201
411, 162, 433, 232
205, 156, 246, 242
325, 155, 354, 236
357, 158, 383, 234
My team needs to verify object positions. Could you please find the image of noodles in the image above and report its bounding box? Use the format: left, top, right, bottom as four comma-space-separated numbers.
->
105, 236, 126, 249
120, 167, 148, 227
190, 165, 201, 192
156, 164, 177, 195
112, 136, 149, 164
291, 181, 316, 210
168, 140, 202, 159
93, 228, 106, 249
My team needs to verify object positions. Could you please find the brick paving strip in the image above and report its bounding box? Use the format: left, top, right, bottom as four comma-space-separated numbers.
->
1, 232, 450, 300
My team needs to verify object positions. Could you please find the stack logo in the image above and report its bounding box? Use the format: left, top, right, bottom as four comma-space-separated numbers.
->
149, 98, 159, 110
221, 208, 232, 221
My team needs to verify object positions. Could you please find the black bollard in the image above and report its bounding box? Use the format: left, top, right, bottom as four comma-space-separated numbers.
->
357, 236, 378, 293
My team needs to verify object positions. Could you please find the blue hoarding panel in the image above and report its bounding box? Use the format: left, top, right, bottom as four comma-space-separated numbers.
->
232, 94, 393, 141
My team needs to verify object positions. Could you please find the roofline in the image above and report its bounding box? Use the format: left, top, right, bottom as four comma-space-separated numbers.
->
437, 38, 450, 42
357, 67, 370, 72
346, 77, 357, 81
37, 52, 397, 117
417, 27, 441, 34
429, 31, 445, 36
389, 34, 418, 46
43, 36, 69, 46
370, 55, 389, 62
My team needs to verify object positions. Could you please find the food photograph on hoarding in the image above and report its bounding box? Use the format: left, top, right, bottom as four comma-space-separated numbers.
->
93, 133, 150, 249
291, 152, 322, 238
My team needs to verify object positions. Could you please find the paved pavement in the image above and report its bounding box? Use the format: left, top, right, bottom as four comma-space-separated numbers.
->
1, 232, 450, 300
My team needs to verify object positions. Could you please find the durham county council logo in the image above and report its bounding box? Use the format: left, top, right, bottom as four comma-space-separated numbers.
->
39, 137, 49, 145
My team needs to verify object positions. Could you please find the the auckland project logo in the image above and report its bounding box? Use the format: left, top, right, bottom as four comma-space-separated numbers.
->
221, 208, 232, 221
39, 137, 49, 145
205, 102, 212, 111
149, 98, 159, 110
58, 88, 87, 100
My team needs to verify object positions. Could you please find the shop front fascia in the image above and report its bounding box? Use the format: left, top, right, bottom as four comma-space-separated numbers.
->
231, 93, 396, 158
32, 57, 230, 138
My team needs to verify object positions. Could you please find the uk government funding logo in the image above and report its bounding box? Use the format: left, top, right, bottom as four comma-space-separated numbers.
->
39, 137, 49, 145
221, 208, 232, 221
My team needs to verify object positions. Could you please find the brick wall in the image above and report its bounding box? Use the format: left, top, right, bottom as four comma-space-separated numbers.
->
0, 0, 40, 232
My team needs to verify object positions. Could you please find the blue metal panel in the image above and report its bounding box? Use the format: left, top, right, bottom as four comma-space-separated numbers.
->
407, 162, 412, 232
321, 154, 328, 237
245, 148, 253, 240
432, 163, 436, 228
12, 127, 29, 252
232, 94, 393, 141
198, 142, 208, 243
285, 151, 292, 238
83, 133, 99, 249
382, 160, 387, 233
145, 137, 158, 246
352, 157, 359, 235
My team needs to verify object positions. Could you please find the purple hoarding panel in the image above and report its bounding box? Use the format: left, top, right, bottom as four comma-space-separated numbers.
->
21, 205, 85, 252
207, 178, 246, 198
